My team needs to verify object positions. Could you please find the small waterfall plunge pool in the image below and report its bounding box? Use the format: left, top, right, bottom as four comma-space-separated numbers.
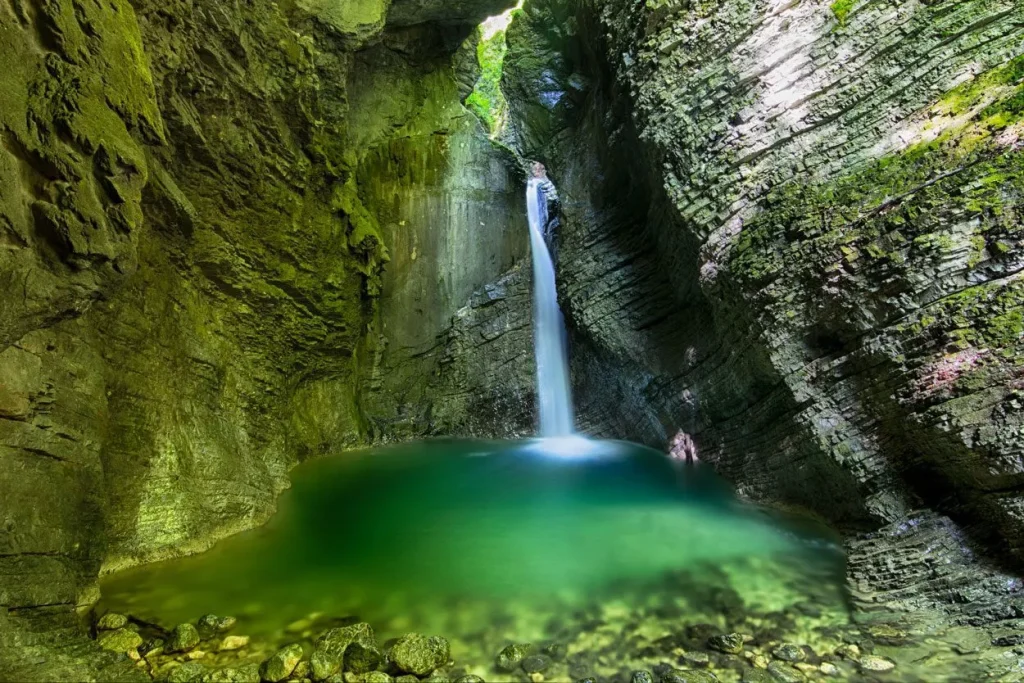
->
99, 438, 852, 681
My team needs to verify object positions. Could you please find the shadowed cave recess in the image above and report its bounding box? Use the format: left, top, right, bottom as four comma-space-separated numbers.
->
1, 0, 1024, 681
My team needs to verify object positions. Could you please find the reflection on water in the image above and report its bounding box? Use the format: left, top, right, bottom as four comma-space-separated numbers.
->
100, 438, 850, 678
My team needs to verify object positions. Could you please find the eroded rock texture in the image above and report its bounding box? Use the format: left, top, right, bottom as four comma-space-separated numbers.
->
500, 0, 1024, 624
0, 0, 519, 678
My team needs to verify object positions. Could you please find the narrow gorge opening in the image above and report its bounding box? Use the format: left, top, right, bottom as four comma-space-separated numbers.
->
1, 1, 1023, 682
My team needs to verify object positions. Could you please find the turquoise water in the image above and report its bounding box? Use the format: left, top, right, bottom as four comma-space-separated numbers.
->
100, 438, 849, 675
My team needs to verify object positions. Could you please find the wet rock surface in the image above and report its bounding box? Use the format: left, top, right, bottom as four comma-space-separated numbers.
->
79, 555, 1024, 683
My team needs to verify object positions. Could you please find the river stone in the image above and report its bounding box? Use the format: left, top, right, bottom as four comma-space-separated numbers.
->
166, 661, 208, 683
771, 644, 805, 663
741, 669, 773, 683
97, 628, 144, 653
766, 662, 804, 683
312, 623, 377, 679
496, 643, 532, 671
541, 641, 567, 660
167, 623, 202, 653
521, 654, 551, 673
345, 642, 383, 674
390, 634, 450, 676
681, 652, 710, 668
454, 677, 485, 683
394, 676, 419, 683
97, 612, 129, 630
259, 644, 304, 683
219, 635, 249, 651
200, 663, 260, 683
141, 638, 166, 657
631, 671, 655, 683
661, 669, 718, 683
197, 614, 237, 639
707, 633, 744, 654
859, 656, 895, 672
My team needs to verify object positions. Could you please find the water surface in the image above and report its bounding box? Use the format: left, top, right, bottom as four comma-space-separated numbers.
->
101, 439, 849, 677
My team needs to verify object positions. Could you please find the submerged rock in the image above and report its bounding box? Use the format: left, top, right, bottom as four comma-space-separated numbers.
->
661, 669, 718, 683
521, 654, 551, 673
97, 613, 129, 631
165, 661, 208, 683
345, 642, 383, 674
312, 623, 377, 680
167, 623, 202, 653
631, 671, 655, 683
496, 643, 532, 671
218, 635, 249, 652
390, 634, 450, 676
766, 662, 804, 683
197, 614, 236, 639
681, 652, 710, 668
200, 663, 260, 683
770, 644, 805, 663
707, 633, 744, 655
259, 644, 304, 683
454, 676, 485, 683
859, 656, 896, 673
97, 628, 143, 653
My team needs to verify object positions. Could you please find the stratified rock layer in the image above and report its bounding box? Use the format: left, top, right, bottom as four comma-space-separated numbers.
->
0, 0, 518, 679
500, 0, 1024, 627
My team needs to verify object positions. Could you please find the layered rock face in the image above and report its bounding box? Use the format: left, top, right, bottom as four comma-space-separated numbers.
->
501, 0, 1024, 619
0, 0, 520, 678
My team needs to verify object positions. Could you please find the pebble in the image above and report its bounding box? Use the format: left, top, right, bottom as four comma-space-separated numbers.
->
345, 642, 383, 674
819, 662, 839, 676
771, 644, 805, 662
197, 614, 236, 639
97, 612, 129, 631
766, 661, 804, 682
258, 643, 303, 683
708, 633, 744, 654
859, 655, 896, 672
390, 634, 450, 676
454, 677, 485, 683
661, 669, 719, 683
681, 652, 710, 668
166, 623, 201, 653
97, 628, 143, 654
165, 661, 207, 683
522, 654, 552, 673
219, 635, 249, 651
496, 643, 532, 671
202, 664, 260, 683
835, 644, 860, 659
631, 671, 655, 683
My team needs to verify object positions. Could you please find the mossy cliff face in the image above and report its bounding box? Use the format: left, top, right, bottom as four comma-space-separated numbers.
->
502, 0, 1024, 621
0, 0, 517, 678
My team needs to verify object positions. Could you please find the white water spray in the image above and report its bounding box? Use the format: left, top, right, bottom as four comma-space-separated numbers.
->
526, 178, 574, 437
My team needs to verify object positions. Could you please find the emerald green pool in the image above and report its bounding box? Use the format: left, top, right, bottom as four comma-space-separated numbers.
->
99, 438, 850, 678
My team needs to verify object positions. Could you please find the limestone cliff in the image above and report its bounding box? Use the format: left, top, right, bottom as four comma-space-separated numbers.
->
501, 0, 1024, 627
0, 0, 519, 678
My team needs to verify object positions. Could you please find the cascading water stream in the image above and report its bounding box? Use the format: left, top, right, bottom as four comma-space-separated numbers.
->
526, 178, 574, 437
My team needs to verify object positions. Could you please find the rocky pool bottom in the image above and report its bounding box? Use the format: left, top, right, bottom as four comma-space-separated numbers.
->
89, 440, 1024, 683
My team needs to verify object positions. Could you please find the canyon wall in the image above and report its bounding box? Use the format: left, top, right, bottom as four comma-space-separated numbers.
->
0, 0, 520, 678
500, 0, 1024, 627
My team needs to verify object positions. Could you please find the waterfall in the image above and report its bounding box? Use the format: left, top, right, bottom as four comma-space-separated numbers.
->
526, 178, 574, 437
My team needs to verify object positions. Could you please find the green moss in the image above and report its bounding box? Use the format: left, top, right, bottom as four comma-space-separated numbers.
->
830, 0, 854, 26
465, 22, 513, 135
